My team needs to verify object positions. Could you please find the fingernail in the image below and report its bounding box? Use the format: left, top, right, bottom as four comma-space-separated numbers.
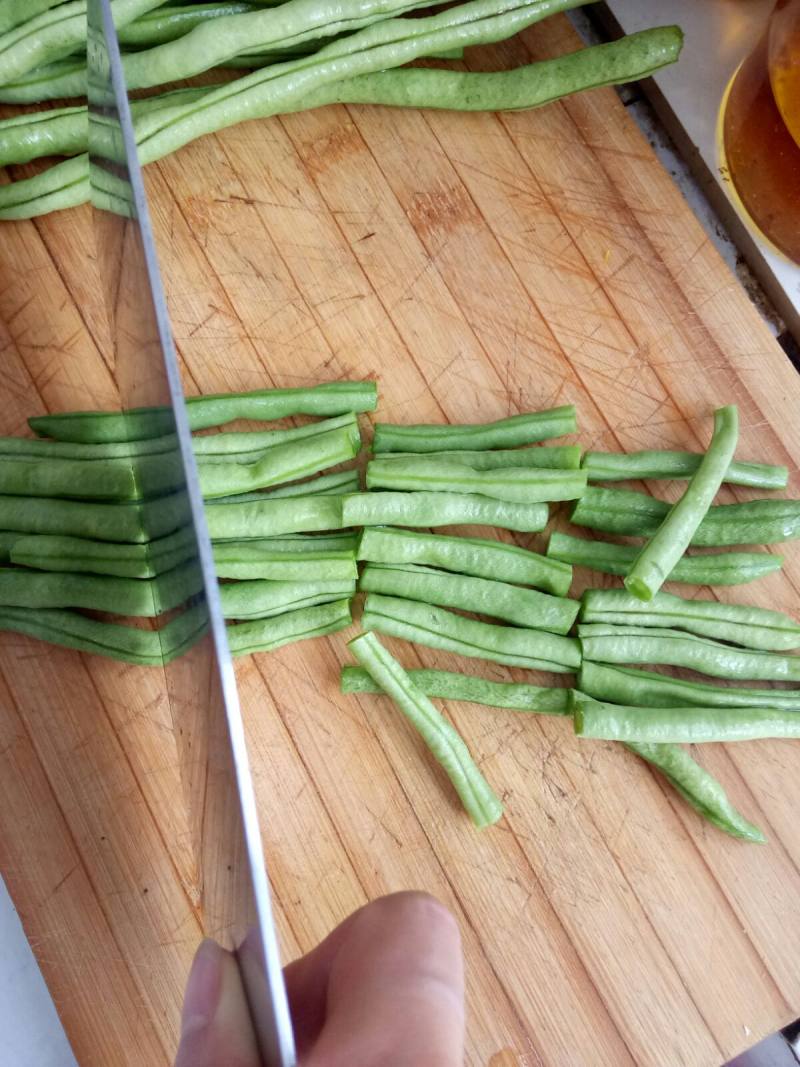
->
182, 939, 223, 1033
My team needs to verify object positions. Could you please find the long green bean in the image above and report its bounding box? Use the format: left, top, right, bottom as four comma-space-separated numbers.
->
359, 562, 579, 633
362, 593, 581, 672
377, 445, 583, 470
624, 740, 765, 843
570, 486, 800, 546
578, 624, 800, 682
29, 381, 376, 442
0, 491, 188, 542
0, 603, 207, 666
546, 531, 782, 587
0, 0, 63, 35
366, 457, 587, 503
625, 406, 739, 601
579, 661, 800, 713
0, 454, 136, 500
0, 531, 18, 562
373, 405, 577, 453
0, 561, 200, 617
214, 542, 357, 581
342, 491, 548, 532
358, 526, 572, 595
582, 449, 787, 490
349, 631, 503, 826
219, 577, 355, 619
118, 2, 261, 47
213, 468, 359, 503
197, 423, 359, 498
574, 695, 800, 743
0, 0, 165, 84
205, 493, 344, 539
341, 665, 572, 714
226, 596, 352, 655
580, 588, 800, 652
0, 26, 682, 214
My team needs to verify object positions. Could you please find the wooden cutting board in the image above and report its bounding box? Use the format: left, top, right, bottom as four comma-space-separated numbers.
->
1, 15, 799, 1067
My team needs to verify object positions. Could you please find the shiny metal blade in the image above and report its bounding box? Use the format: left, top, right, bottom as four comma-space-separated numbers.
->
86, 4, 295, 1063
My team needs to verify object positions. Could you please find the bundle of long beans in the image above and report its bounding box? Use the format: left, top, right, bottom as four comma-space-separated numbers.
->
6, 380, 800, 844
0, 0, 683, 218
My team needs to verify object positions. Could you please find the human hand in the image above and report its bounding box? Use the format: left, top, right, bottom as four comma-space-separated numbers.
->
174, 891, 465, 1067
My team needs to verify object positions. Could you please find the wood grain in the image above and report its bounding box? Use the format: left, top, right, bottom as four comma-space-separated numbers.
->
1, 15, 799, 1067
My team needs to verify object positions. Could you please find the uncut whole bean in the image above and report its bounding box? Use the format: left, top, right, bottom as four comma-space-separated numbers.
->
582, 449, 788, 490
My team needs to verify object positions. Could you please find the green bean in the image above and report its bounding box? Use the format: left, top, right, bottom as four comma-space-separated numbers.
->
625, 406, 739, 601
0, 561, 201, 617
574, 695, 800, 744
342, 491, 548, 532
226, 597, 353, 655
0, 0, 165, 84
0, 603, 206, 666
578, 624, 800, 682
582, 449, 787, 490
359, 562, 579, 633
358, 526, 572, 595
341, 665, 571, 713
349, 631, 503, 827
0, 0, 63, 35
191, 412, 359, 457
214, 542, 357, 581
546, 531, 782, 587
581, 588, 800, 652
214, 468, 359, 503
219, 577, 355, 619
197, 423, 359, 499
362, 593, 581, 672
0, 455, 136, 500
366, 457, 587, 504
205, 494, 344, 539
237, 532, 358, 552
0, 56, 86, 105
0, 491, 188, 542
9, 529, 193, 578
373, 405, 577, 453
624, 740, 765, 843
0, 25, 682, 212
579, 661, 800, 713
118, 2, 262, 47
29, 382, 377, 442
0, 531, 19, 562
570, 486, 800, 546
377, 445, 582, 470
0, 102, 86, 166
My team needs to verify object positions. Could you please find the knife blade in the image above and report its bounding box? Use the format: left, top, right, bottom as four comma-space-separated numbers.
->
86, 4, 296, 1063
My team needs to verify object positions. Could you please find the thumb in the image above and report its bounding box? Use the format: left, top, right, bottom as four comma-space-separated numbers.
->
175, 939, 261, 1067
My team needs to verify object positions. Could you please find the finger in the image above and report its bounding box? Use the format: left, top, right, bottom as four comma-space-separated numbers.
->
302, 891, 464, 1067
174, 939, 261, 1067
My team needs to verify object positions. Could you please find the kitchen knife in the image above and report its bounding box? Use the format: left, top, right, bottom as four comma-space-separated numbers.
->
86, 3, 296, 1063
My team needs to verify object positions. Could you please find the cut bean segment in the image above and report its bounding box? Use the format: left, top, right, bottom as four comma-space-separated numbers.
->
349, 631, 503, 827
359, 526, 571, 595
578, 624, 800, 682
226, 597, 353, 656
205, 494, 345, 539
29, 382, 377, 442
580, 588, 800, 652
625, 405, 739, 601
625, 740, 765, 843
546, 531, 782, 587
366, 457, 587, 503
359, 562, 579, 633
574, 695, 800, 743
582, 449, 787, 490
362, 593, 580, 672
373, 405, 577, 453
214, 543, 357, 581
571, 486, 800, 546
0, 492, 188, 542
579, 661, 800, 713
343, 491, 548, 532
341, 665, 571, 714
377, 445, 582, 470
219, 578, 355, 619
